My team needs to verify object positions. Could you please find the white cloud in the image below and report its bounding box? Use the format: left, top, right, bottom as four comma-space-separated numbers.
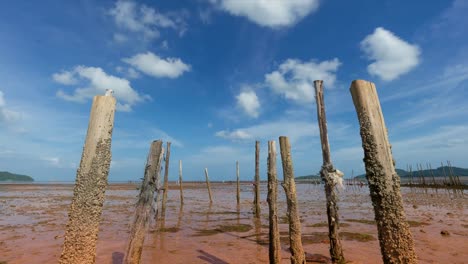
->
113, 33, 128, 43
53, 66, 149, 111
41, 156, 76, 169
52, 71, 78, 85
215, 119, 318, 143
0, 91, 21, 124
110, 0, 187, 41
265, 58, 341, 103
361, 27, 421, 81
123, 52, 191, 78
211, 0, 319, 28
236, 90, 260, 118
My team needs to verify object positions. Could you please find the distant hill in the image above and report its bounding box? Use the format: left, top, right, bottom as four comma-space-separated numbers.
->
0, 171, 34, 182
354, 166, 468, 179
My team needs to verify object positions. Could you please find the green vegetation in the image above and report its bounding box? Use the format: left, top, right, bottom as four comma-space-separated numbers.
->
295, 174, 321, 182
0, 171, 34, 182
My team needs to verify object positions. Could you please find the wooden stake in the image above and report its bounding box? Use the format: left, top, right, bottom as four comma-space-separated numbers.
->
161, 142, 171, 219
59, 95, 116, 264
314, 80, 345, 264
124, 140, 164, 264
279, 136, 305, 264
179, 160, 184, 205
205, 168, 213, 203
236, 161, 240, 205
267, 140, 281, 264
350, 80, 416, 263
254, 141, 261, 217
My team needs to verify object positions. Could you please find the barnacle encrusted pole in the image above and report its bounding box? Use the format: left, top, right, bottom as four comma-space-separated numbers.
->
314, 80, 345, 264
236, 161, 240, 205
279, 136, 305, 264
125, 140, 164, 264
205, 168, 213, 203
350, 80, 417, 264
59, 92, 116, 264
267, 140, 281, 264
161, 142, 171, 219
254, 141, 261, 217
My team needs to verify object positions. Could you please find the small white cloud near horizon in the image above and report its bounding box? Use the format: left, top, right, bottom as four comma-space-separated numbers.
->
265, 58, 341, 103
53, 66, 150, 111
123, 52, 191, 78
0, 91, 21, 124
236, 89, 260, 118
211, 0, 319, 28
361, 27, 421, 81
215, 130, 252, 140
110, 0, 187, 41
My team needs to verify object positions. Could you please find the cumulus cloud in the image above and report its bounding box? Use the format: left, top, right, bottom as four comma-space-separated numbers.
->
215, 119, 318, 143
52, 71, 78, 85
110, 0, 187, 41
265, 58, 341, 103
211, 0, 319, 28
236, 90, 260, 118
0, 91, 21, 124
361, 27, 421, 81
53, 66, 149, 111
123, 52, 191, 78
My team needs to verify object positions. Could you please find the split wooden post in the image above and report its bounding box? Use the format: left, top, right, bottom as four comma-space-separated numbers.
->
279, 136, 305, 264
314, 80, 345, 264
179, 160, 184, 205
350, 80, 417, 263
267, 140, 281, 264
59, 94, 116, 264
161, 142, 171, 219
205, 168, 213, 203
254, 141, 261, 217
236, 161, 240, 205
124, 140, 164, 264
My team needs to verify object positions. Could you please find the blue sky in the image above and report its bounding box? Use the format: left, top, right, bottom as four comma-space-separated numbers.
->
0, 0, 467, 182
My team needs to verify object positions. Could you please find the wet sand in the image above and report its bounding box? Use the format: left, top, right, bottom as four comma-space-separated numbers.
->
0, 182, 467, 263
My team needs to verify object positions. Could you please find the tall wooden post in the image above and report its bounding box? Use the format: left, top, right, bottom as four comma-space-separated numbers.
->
314, 80, 345, 264
59, 94, 116, 264
350, 80, 417, 264
205, 168, 213, 203
236, 161, 240, 205
279, 136, 305, 264
267, 141, 281, 264
254, 141, 261, 217
161, 142, 171, 219
179, 160, 184, 205
124, 140, 164, 264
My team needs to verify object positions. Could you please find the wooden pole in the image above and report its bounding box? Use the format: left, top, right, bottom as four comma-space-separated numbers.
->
236, 161, 240, 205
279, 136, 305, 264
254, 141, 261, 217
205, 168, 213, 203
161, 142, 171, 219
350, 80, 416, 264
267, 140, 281, 264
59, 94, 116, 264
124, 140, 164, 264
179, 160, 184, 205
314, 80, 345, 264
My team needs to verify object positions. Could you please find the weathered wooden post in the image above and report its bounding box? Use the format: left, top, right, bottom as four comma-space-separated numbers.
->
350, 80, 417, 263
205, 168, 213, 203
59, 93, 116, 264
314, 80, 345, 264
161, 142, 171, 219
236, 161, 240, 205
179, 160, 184, 205
267, 140, 281, 264
254, 141, 261, 217
279, 136, 305, 264
125, 140, 164, 264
